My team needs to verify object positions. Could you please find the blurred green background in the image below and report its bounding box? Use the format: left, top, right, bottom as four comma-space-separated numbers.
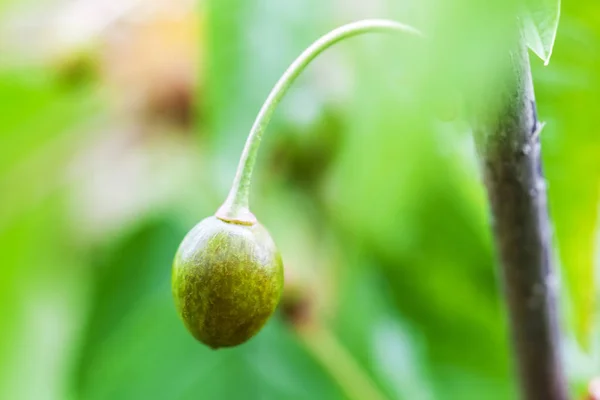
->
0, 0, 598, 399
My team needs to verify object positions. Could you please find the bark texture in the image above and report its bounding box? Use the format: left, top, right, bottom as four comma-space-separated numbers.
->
475, 42, 569, 400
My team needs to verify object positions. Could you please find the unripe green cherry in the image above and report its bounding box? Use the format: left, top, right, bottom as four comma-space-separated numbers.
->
171, 19, 420, 348
172, 216, 284, 349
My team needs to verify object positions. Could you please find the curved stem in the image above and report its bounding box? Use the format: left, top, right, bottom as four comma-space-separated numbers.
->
216, 19, 422, 224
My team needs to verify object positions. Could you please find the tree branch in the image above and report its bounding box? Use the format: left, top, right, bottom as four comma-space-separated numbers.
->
474, 40, 569, 400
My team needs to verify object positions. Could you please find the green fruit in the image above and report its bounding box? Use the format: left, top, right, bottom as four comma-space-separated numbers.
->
172, 215, 284, 349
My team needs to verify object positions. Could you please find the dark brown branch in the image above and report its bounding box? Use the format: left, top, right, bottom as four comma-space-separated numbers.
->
474, 41, 569, 400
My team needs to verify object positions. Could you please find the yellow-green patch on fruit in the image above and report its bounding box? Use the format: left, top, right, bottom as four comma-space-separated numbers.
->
172, 216, 284, 349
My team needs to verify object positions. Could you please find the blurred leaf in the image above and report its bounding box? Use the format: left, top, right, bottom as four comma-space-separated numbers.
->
0, 69, 99, 177
334, 254, 436, 400
73, 218, 348, 400
0, 196, 88, 400
259, 184, 439, 400
523, 0, 561, 65
535, 1, 600, 351
0, 66, 99, 400
324, 21, 514, 398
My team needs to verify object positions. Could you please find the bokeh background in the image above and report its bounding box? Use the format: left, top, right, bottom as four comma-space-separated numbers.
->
0, 0, 598, 399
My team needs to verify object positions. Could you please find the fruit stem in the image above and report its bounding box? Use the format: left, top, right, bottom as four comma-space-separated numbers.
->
216, 19, 421, 224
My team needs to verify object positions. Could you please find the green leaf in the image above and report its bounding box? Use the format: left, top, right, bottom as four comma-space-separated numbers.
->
324, 27, 515, 398
522, 0, 561, 65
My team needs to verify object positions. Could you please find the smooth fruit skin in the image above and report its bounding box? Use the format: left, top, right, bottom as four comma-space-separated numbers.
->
172, 216, 284, 349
